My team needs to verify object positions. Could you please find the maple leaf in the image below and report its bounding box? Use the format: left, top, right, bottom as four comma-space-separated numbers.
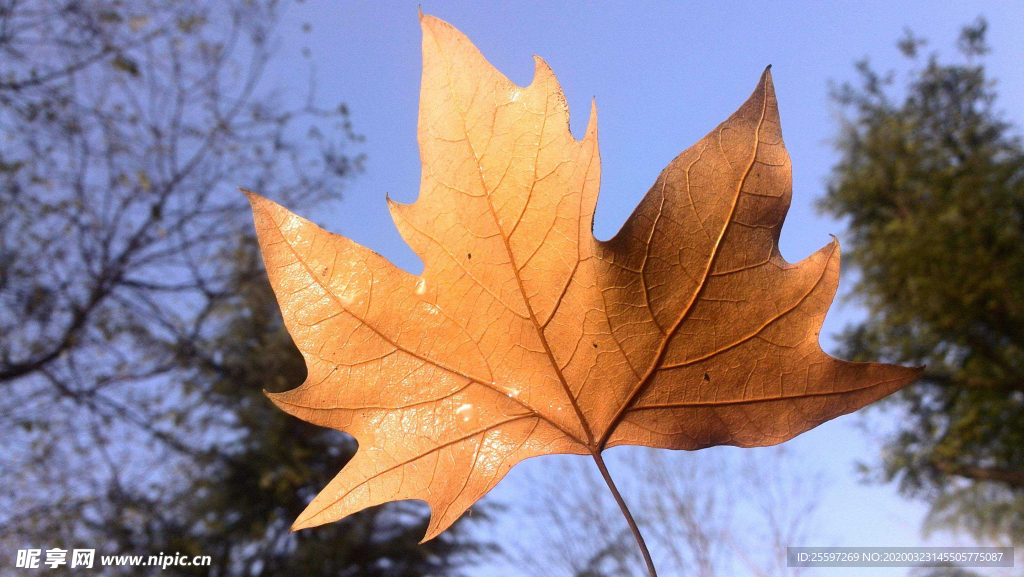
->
243, 13, 921, 568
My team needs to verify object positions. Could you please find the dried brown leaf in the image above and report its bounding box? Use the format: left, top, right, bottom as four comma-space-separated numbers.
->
244, 14, 920, 543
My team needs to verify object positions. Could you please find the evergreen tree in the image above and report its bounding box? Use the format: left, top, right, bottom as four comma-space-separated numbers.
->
821, 18, 1024, 543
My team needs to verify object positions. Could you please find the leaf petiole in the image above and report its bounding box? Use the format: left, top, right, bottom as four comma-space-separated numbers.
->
591, 450, 658, 577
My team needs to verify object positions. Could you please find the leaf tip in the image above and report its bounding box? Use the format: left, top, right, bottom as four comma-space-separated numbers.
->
240, 188, 268, 214
263, 390, 297, 416
419, 513, 445, 544
586, 97, 599, 139
386, 193, 412, 223
291, 498, 334, 533
417, 6, 437, 27
874, 362, 925, 399
531, 54, 552, 75
263, 389, 290, 410
890, 363, 926, 395
418, 10, 446, 36
530, 54, 559, 92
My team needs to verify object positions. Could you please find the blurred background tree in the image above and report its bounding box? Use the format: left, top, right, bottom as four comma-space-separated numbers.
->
0, 0, 488, 574
507, 448, 822, 577
822, 17, 1024, 546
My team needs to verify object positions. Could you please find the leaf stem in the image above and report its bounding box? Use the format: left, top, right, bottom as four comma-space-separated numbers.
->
591, 451, 657, 577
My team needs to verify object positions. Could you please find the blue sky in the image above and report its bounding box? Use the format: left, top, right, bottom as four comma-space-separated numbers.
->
263, 2, 1024, 574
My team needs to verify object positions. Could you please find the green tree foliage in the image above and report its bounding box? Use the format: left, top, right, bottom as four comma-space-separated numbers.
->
821, 18, 1024, 543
